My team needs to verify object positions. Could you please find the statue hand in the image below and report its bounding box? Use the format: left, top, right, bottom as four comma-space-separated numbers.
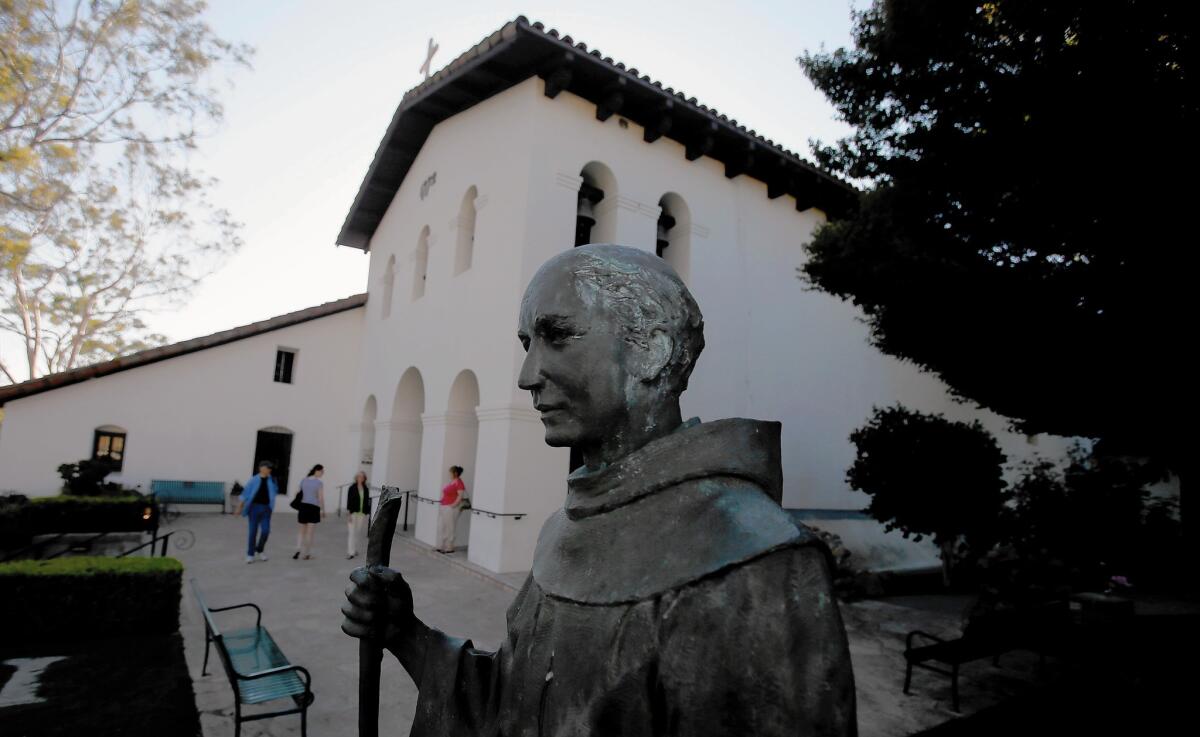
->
341, 565, 414, 652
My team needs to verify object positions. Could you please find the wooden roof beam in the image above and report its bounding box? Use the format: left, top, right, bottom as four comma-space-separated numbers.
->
643, 100, 674, 143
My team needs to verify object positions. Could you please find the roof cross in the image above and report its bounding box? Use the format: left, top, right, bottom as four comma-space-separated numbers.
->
419, 38, 439, 80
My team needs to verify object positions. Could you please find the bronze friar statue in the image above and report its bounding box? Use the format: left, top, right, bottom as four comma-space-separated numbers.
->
342, 244, 857, 736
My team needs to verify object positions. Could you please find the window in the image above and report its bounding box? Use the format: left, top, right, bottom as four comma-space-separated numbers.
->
381, 255, 396, 318
575, 182, 604, 247
93, 428, 127, 471
576, 162, 616, 246
413, 225, 430, 299
455, 187, 477, 274
274, 349, 296, 383
656, 193, 691, 283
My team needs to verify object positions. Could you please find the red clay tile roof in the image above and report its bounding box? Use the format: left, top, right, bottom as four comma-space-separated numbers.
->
0, 294, 367, 406
337, 16, 857, 250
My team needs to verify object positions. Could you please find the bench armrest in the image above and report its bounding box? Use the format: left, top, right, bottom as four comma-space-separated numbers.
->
209, 602, 262, 629
239, 664, 312, 691
906, 630, 947, 650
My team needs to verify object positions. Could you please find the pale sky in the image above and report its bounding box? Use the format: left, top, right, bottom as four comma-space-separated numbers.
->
6, 0, 862, 375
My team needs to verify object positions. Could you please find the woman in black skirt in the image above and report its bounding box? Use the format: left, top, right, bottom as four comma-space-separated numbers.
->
293, 464, 325, 559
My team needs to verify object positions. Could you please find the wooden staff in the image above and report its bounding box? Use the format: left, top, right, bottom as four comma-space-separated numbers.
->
359, 486, 405, 737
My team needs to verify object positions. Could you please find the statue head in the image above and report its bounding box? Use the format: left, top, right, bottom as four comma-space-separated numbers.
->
518, 244, 704, 467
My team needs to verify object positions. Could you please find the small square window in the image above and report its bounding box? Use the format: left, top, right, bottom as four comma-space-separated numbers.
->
274, 349, 296, 384
93, 430, 127, 471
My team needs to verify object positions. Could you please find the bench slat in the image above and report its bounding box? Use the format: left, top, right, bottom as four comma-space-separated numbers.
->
223, 627, 289, 673
152, 480, 225, 504
238, 672, 307, 704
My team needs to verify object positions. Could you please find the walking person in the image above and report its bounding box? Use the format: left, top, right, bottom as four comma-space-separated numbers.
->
346, 471, 371, 560
436, 465, 466, 554
292, 464, 326, 560
239, 461, 278, 564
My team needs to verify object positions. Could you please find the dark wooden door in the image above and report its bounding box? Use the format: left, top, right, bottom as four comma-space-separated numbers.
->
253, 430, 293, 496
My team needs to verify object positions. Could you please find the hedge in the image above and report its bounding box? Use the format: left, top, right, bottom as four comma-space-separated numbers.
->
0, 495, 157, 549
0, 556, 182, 642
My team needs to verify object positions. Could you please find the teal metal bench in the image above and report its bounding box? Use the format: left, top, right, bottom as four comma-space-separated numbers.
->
191, 579, 313, 736
152, 480, 226, 513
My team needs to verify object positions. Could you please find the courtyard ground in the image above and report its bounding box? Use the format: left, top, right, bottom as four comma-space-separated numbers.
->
169, 513, 1049, 737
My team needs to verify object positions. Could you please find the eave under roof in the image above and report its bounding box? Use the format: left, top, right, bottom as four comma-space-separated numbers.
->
337, 16, 858, 251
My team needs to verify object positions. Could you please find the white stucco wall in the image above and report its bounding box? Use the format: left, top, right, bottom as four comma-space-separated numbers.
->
356, 76, 1074, 573
0, 307, 365, 511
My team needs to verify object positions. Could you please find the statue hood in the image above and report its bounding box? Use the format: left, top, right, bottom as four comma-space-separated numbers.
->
564, 417, 785, 517
532, 418, 815, 604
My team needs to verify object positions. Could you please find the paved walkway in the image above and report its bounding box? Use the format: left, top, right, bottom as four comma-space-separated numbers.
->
167, 514, 1044, 737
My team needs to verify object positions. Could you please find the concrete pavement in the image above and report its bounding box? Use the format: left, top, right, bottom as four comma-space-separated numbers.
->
166, 513, 1044, 737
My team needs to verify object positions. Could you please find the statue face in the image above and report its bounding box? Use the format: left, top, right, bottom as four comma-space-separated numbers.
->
517, 263, 634, 450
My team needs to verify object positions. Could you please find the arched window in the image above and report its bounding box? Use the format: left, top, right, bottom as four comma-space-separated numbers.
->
455, 187, 477, 275
93, 424, 127, 471
576, 162, 617, 246
381, 255, 396, 318
413, 226, 430, 300
360, 396, 377, 467
656, 193, 692, 284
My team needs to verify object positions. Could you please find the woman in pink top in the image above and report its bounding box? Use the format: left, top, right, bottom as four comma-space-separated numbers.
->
436, 465, 466, 553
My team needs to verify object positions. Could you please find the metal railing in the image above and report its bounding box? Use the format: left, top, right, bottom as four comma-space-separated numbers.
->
117, 528, 196, 558
339, 485, 418, 532
468, 507, 527, 520
412, 493, 526, 521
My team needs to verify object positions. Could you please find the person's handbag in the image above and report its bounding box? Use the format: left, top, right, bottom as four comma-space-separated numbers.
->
290, 486, 304, 510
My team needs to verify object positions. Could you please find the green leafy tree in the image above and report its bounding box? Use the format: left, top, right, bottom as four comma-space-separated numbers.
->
0, 0, 251, 382
848, 405, 1008, 583
798, 0, 1191, 544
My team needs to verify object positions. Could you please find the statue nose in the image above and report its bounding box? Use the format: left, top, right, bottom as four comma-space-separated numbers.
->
518, 349, 544, 391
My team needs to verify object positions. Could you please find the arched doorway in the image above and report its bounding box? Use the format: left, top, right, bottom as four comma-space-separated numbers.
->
444, 370, 480, 549
388, 368, 425, 493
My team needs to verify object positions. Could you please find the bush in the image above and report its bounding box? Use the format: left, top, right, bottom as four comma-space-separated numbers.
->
989, 448, 1181, 595
848, 405, 1009, 582
57, 458, 130, 496
0, 556, 182, 642
0, 495, 157, 549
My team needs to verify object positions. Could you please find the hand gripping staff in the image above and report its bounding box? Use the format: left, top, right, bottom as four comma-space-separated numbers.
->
359, 486, 405, 737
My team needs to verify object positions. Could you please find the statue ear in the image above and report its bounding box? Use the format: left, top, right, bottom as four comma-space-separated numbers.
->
638, 329, 673, 382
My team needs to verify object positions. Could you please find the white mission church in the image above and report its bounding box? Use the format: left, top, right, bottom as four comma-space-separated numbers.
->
0, 18, 1070, 574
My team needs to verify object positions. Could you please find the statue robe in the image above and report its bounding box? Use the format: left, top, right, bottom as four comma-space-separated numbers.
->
407, 418, 857, 736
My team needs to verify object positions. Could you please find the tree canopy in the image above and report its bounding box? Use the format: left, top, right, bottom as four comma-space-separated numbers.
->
0, 0, 251, 382
798, 1, 1192, 474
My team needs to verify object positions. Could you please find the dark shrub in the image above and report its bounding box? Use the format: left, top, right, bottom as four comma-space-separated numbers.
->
57, 458, 129, 496
848, 404, 1009, 582
0, 496, 157, 550
0, 556, 182, 642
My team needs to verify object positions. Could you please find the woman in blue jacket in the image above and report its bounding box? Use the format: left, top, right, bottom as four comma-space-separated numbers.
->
239, 460, 278, 563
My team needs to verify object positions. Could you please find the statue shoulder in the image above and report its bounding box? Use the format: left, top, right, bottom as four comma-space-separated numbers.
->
532, 477, 814, 605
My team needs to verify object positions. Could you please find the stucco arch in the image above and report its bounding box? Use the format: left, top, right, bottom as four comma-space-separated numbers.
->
387, 367, 425, 491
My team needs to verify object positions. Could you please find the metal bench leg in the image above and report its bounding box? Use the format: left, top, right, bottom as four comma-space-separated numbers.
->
234, 701, 242, 737
903, 661, 913, 694
301, 701, 308, 737
201, 629, 211, 677
951, 664, 960, 713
